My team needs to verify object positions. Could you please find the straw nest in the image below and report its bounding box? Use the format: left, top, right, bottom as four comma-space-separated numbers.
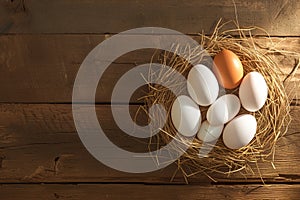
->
139, 20, 298, 182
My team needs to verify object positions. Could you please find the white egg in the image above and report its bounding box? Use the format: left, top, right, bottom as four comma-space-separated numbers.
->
239, 71, 268, 112
206, 94, 241, 126
197, 120, 224, 142
187, 64, 219, 106
171, 95, 201, 137
223, 114, 257, 149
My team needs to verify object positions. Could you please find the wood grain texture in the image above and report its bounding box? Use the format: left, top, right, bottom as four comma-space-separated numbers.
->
0, 0, 299, 197
0, 0, 299, 35
0, 184, 299, 200
0, 104, 299, 183
0, 35, 299, 103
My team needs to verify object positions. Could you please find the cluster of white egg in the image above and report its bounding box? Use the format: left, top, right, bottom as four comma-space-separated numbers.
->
171, 49, 268, 149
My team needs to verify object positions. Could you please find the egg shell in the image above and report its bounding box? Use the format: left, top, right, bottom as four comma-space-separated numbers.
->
213, 49, 244, 89
187, 64, 219, 106
197, 120, 224, 143
239, 71, 268, 112
207, 94, 241, 126
171, 95, 201, 137
223, 114, 257, 149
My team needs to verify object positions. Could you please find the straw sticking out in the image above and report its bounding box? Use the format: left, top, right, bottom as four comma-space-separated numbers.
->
139, 20, 297, 182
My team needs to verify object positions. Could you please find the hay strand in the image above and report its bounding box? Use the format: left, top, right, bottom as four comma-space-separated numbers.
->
140, 20, 297, 182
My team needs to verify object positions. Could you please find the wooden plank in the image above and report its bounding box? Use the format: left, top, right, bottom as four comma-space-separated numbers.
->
0, 104, 299, 183
0, 184, 299, 200
0, 0, 300, 35
0, 35, 299, 103
0, 34, 145, 103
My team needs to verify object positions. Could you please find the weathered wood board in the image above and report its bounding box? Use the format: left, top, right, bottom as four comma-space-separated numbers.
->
0, 184, 299, 200
0, 0, 299, 35
0, 35, 299, 103
0, 104, 299, 184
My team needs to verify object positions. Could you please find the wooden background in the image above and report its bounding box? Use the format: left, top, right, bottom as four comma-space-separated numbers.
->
0, 0, 299, 199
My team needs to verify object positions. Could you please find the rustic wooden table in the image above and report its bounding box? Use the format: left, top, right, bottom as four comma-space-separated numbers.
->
0, 0, 299, 199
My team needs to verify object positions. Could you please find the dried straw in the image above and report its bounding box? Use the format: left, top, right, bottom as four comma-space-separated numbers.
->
139, 20, 298, 182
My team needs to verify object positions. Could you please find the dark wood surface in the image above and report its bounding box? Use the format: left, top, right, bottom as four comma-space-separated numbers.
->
0, 104, 299, 184
0, 0, 299, 199
0, 0, 299, 35
0, 35, 299, 103
0, 184, 299, 200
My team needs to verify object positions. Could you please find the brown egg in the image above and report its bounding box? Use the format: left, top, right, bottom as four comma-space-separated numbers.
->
213, 49, 244, 89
